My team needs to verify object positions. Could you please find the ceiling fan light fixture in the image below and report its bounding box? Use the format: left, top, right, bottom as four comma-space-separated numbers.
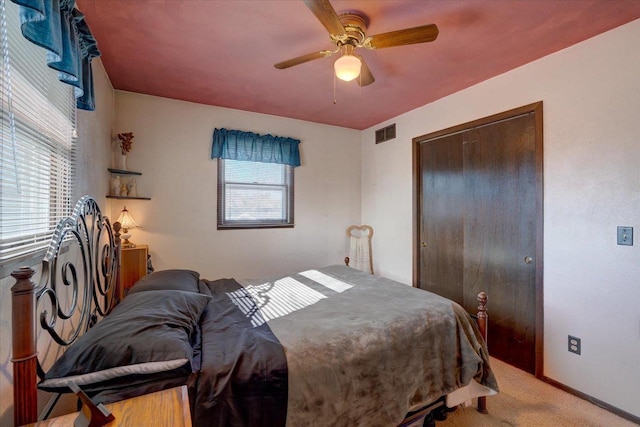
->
334, 51, 361, 82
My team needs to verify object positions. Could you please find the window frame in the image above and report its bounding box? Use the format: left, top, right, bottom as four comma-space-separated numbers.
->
217, 159, 295, 230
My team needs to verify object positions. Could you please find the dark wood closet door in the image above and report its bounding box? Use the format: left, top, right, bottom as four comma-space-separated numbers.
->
419, 134, 464, 303
416, 106, 541, 375
462, 114, 537, 374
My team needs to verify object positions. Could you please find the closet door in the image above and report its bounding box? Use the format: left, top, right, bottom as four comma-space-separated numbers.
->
418, 133, 463, 303
462, 114, 537, 374
415, 104, 541, 375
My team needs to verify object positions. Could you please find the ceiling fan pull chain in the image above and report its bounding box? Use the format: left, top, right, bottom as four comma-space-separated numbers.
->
333, 71, 337, 104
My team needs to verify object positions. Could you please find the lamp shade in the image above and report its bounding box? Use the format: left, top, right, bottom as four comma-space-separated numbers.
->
116, 206, 139, 231
334, 54, 361, 82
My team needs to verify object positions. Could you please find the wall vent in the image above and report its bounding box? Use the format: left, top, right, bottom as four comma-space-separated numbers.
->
375, 124, 396, 144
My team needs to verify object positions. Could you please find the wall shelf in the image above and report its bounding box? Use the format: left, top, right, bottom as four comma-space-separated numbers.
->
106, 195, 151, 200
108, 168, 149, 200
108, 168, 142, 175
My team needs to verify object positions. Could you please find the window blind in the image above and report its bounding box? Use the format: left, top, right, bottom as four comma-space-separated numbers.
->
218, 159, 294, 228
0, 0, 76, 263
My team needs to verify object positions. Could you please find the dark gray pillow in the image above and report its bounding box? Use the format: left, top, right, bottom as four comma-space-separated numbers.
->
127, 269, 200, 295
197, 279, 213, 296
39, 289, 210, 393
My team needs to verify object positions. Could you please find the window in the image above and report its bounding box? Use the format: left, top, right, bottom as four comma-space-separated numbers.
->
217, 159, 294, 229
0, 0, 76, 265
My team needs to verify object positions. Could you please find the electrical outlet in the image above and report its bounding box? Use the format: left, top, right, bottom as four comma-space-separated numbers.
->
568, 335, 581, 355
617, 226, 633, 246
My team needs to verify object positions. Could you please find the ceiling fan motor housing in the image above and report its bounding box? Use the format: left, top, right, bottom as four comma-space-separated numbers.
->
335, 12, 368, 47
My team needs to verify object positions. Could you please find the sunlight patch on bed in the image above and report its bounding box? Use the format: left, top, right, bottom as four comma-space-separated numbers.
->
299, 269, 353, 293
227, 277, 327, 327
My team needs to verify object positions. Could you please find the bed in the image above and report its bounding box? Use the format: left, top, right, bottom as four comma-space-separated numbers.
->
10, 196, 497, 427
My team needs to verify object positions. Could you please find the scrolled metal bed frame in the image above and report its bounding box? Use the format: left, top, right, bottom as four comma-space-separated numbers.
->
11, 196, 121, 426
10, 196, 489, 427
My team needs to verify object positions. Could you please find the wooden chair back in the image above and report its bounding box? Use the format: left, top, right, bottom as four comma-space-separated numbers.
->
344, 225, 374, 274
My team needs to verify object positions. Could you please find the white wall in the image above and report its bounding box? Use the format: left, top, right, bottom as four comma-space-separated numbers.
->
361, 20, 640, 417
0, 59, 114, 425
112, 92, 361, 280
75, 61, 115, 206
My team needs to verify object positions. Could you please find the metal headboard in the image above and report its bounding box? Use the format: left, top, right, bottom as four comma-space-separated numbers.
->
11, 196, 121, 426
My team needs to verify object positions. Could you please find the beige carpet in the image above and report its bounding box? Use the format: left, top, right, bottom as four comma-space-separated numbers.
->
438, 358, 638, 427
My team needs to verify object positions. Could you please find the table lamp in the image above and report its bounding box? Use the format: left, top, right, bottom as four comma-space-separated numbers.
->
116, 206, 139, 248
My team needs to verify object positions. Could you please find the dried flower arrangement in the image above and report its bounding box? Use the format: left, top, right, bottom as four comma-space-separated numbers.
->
117, 132, 134, 155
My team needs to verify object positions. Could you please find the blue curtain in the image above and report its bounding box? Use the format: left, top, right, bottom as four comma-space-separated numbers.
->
10, 0, 101, 110
211, 128, 301, 167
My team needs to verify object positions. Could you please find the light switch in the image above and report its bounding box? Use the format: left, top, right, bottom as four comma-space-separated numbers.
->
617, 226, 633, 246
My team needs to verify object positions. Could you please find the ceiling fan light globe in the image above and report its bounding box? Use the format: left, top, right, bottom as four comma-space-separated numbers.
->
334, 55, 362, 82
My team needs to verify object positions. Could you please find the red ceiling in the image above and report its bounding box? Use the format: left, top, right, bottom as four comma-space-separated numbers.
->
76, 1, 640, 130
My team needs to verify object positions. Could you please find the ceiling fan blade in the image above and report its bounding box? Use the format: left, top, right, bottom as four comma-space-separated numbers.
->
274, 50, 333, 69
302, 0, 346, 37
365, 24, 439, 49
355, 55, 375, 87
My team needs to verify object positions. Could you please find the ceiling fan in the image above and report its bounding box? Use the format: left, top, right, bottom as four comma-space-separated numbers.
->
274, 0, 439, 86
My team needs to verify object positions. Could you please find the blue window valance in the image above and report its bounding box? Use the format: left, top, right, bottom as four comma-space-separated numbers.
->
11, 0, 101, 110
211, 128, 301, 167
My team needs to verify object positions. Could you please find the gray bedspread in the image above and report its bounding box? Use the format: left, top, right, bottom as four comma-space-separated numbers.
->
236, 265, 498, 427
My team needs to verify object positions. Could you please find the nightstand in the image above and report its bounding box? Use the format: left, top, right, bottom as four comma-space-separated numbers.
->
24, 386, 191, 426
120, 244, 148, 299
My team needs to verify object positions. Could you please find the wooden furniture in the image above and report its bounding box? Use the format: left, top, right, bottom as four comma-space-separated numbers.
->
120, 244, 148, 298
344, 224, 374, 274
23, 386, 191, 427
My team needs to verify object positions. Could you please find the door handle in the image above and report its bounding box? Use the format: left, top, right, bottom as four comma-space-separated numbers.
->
524, 256, 533, 264
421, 242, 427, 247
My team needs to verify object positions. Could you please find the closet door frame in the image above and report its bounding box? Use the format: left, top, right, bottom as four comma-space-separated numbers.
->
411, 101, 544, 378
